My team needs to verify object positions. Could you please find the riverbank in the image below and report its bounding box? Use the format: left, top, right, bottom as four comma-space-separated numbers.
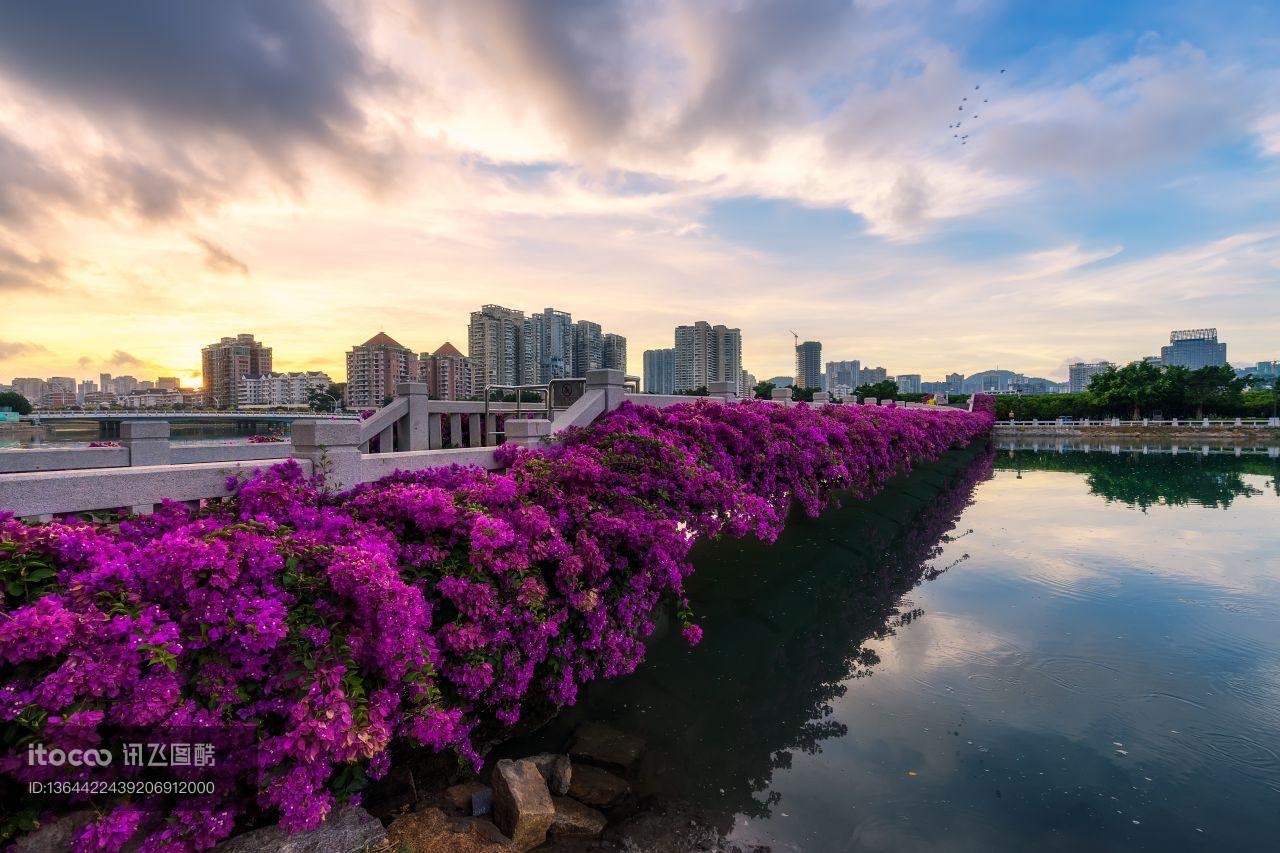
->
995, 423, 1280, 442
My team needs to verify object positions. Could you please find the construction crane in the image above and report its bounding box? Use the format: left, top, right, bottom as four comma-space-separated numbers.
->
789, 330, 799, 349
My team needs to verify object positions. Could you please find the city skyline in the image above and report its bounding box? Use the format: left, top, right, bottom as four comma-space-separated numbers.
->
2, 2, 1280, 384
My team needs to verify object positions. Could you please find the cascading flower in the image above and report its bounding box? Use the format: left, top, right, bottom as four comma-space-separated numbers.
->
0, 399, 990, 850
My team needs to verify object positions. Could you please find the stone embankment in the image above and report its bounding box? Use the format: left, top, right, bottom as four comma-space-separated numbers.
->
151, 721, 762, 853
997, 423, 1280, 442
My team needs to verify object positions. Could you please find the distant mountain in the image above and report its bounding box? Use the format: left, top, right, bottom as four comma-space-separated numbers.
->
765, 375, 794, 387
961, 370, 1058, 394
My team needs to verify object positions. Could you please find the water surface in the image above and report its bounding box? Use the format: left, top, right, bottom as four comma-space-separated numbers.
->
528, 443, 1280, 851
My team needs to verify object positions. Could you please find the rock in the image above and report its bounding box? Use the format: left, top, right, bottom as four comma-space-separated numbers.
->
492, 758, 556, 852
527, 752, 573, 795
14, 811, 95, 852
604, 806, 725, 853
472, 786, 494, 816
385, 807, 515, 852
549, 797, 607, 839
443, 781, 489, 812
568, 722, 645, 771
216, 806, 386, 853
566, 764, 630, 808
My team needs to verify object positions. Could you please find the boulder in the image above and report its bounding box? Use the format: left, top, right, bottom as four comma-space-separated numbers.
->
443, 781, 489, 813
385, 807, 515, 853
215, 806, 386, 853
14, 811, 95, 852
492, 758, 556, 852
549, 797, 607, 839
568, 722, 645, 771
566, 764, 630, 808
527, 752, 572, 795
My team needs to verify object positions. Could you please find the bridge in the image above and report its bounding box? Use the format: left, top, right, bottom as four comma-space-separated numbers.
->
0, 372, 945, 520
22, 409, 360, 437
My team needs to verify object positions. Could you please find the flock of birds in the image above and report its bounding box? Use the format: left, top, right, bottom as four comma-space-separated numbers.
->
948, 68, 1005, 147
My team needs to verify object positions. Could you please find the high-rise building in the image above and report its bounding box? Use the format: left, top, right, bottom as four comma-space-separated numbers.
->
1160, 328, 1227, 369
860, 366, 888, 385
896, 374, 922, 394
825, 360, 861, 393
11, 378, 46, 402
794, 341, 822, 389
572, 321, 603, 376
156, 376, 180, 391
674, 321, 742, 392
421, 342, 476, 401
740, 369, 756, 397
468, 305, 525, 389
77, 380, 95, 402
111, 376, 139, 396
99, 373, 112, 393
1068, 361, 1116, 393
345, 332, 418, 409
524, 308, 575, 384
601, 333, 627, 372
945, 372, 964, 393
643, 348, 676, 394
201, 333, 272, 409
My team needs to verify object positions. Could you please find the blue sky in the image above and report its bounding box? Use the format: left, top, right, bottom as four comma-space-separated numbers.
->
0, 0, 1277, 384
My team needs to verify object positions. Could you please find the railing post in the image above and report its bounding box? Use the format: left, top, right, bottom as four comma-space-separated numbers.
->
770, 387, 793, 406
863, 397, 877, 406
811, 391, 831, 404
708, 380, 738, 403
505, 418, 552, 448
397, 382, 432, 451
292, 420, 363, 491
585, 368, 628, 412
122, 421, 170, 467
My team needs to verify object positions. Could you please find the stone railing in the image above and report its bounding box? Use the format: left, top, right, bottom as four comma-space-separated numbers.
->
0, 371, 961, 519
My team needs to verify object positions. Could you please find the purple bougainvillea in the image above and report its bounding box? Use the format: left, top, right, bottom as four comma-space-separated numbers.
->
0, 399, 990, 850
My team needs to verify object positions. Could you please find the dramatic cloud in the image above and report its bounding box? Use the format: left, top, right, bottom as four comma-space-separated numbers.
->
0, 1, 378, 158
1, 0, 1278, 382
193, 236, 250, 276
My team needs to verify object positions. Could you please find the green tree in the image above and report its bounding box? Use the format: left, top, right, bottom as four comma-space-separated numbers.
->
753, 381, 776, 400
679, 386, 710, 396
0, 390, 33, 415
1182, 365, 1246, 418
853, 380, 899, 401
790, 386, 819, 402
307, 383, 346, 412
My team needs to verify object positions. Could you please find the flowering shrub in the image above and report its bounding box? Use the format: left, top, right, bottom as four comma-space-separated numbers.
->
87, 441, 121, 448
970, 393, 996, 417
0, 399, 990, 849
245, 434, 285, 444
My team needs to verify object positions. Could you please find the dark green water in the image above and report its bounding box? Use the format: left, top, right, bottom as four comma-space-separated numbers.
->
522, 443, 1280, 851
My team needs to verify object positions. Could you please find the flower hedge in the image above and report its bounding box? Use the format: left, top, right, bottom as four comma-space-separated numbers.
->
0, 399, 990, 850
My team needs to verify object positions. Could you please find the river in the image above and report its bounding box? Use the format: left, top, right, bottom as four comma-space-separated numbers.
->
505, 442, 1280, 851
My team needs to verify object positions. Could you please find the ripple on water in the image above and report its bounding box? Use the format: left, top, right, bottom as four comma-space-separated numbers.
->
1176, 723, 1280, 786
1030, 655, 1127, 699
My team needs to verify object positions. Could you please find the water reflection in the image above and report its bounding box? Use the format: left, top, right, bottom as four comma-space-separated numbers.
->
996, 443, 1280, 508
508, 446, 997, 835
515, 444, 1280, 852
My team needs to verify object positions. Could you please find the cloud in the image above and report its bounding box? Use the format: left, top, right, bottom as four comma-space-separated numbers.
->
0, 1, 379, 160
0, 341, 51, 361
0, 244, 62, 291
192, 236, 250, 276
108, 350, 144, 368
76, 355, 92, 368
0, 132, 81, 224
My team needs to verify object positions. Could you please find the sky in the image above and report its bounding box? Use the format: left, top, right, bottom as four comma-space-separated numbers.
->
1, 0, 1278, 387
